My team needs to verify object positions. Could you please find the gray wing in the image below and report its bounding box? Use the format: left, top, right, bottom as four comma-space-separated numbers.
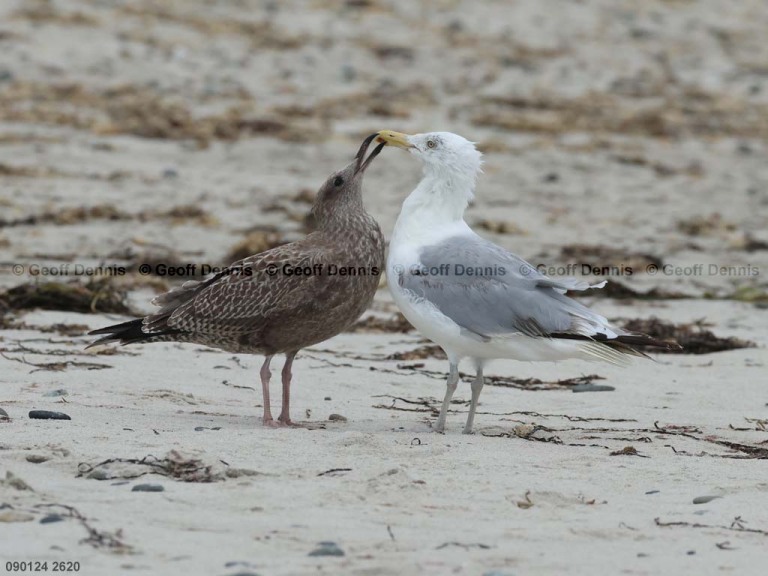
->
398, 235, 614, 341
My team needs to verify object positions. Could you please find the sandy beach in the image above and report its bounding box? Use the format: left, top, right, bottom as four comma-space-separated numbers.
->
1, 1, 767, 574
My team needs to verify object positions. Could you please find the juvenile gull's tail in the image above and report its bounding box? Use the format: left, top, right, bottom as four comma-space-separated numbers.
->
86, 318, 179, 348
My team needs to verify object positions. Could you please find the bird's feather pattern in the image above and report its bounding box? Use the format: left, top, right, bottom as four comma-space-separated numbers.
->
399, 235, 616, 340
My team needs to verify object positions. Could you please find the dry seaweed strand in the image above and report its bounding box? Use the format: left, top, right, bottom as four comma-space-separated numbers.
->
577, 280, 689, 300
382, 365, 606, 391
0, 279, 133, 314
387, 345, 446, 360
559, 244, 663, 270
0, 204, 221, 229
33, 503, 131, 551
0, 82, 318, 147
470, 89, 768, 139
620, 317, 755, 354
655, 516, 768, 536
0, 352, 111, 372
348, 313, 414, 333
78, 453, 219, 483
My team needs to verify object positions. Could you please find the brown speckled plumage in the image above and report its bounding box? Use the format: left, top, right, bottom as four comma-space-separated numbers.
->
89, 135, 386, 426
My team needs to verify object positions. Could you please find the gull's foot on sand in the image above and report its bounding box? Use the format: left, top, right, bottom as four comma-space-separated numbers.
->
262, 418, 284, 428
263, 415, 326, 430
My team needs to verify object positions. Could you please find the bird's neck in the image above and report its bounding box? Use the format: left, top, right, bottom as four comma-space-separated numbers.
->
393, 170, 475, 241
313, 191, 365, 233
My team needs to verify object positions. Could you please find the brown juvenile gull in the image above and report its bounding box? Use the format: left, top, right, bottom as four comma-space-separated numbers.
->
89, 134, 386, 427
376, 130, 681, 434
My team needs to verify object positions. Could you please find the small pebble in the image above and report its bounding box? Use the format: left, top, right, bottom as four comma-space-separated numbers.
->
341, 64, 356, 82
324, 396, 332, 401
0, 408, 9, 419
571, 384, 615, 393
446, 19, 464, 33
308, 541, 345, 557
513, 424, 536, 438
40, 514, 64, 524
25, 454, 50, 464
43, 389, 68, 398
223, 561, 261, 575
328, 414, 347, 422
131, 484, 164, 492
224, 561, 258, 569
0, 510, 34, 523
87, 469, 111, 480
645, 490, 660, 495
29, 411, 71, 420
693, 495, 721, 505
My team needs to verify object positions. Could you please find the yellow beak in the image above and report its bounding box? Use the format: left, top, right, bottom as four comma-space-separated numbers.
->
376, 130, 413, 149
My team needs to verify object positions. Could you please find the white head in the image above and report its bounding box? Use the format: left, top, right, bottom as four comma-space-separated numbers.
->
377, 130, 483, 198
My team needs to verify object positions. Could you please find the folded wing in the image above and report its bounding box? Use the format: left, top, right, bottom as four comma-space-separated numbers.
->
398, 235, 680, 358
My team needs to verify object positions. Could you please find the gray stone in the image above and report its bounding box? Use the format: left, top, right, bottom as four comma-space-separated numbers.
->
87, 469, 111, 480
308, 541, 345, 557
25, 454, 49, 464
29, 411, 71, 420
693, 495, 721, 505
572, 384, 615, 393
131, 484, 165, 492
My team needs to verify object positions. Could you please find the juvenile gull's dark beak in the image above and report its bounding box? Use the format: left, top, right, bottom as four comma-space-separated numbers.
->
354, 133, 386, 175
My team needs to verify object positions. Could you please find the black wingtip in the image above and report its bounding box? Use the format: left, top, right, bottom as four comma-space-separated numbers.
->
88, 318, 142, 336
550, 331, 683, 353
86, 318, 146, 348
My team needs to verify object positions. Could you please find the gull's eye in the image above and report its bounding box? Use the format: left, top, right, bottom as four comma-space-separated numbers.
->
426, 140, 436, 149
333, 176, 344, 187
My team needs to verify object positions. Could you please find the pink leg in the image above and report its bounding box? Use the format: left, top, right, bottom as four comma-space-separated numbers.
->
260, 356, 278, 427
278, 351, 297, 425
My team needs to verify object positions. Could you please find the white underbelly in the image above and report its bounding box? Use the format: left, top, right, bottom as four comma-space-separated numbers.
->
387, 258, 596, 364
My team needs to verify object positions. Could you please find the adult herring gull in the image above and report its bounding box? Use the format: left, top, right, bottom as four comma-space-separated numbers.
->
377, 130, 680, 434
89, 134, 386, 427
